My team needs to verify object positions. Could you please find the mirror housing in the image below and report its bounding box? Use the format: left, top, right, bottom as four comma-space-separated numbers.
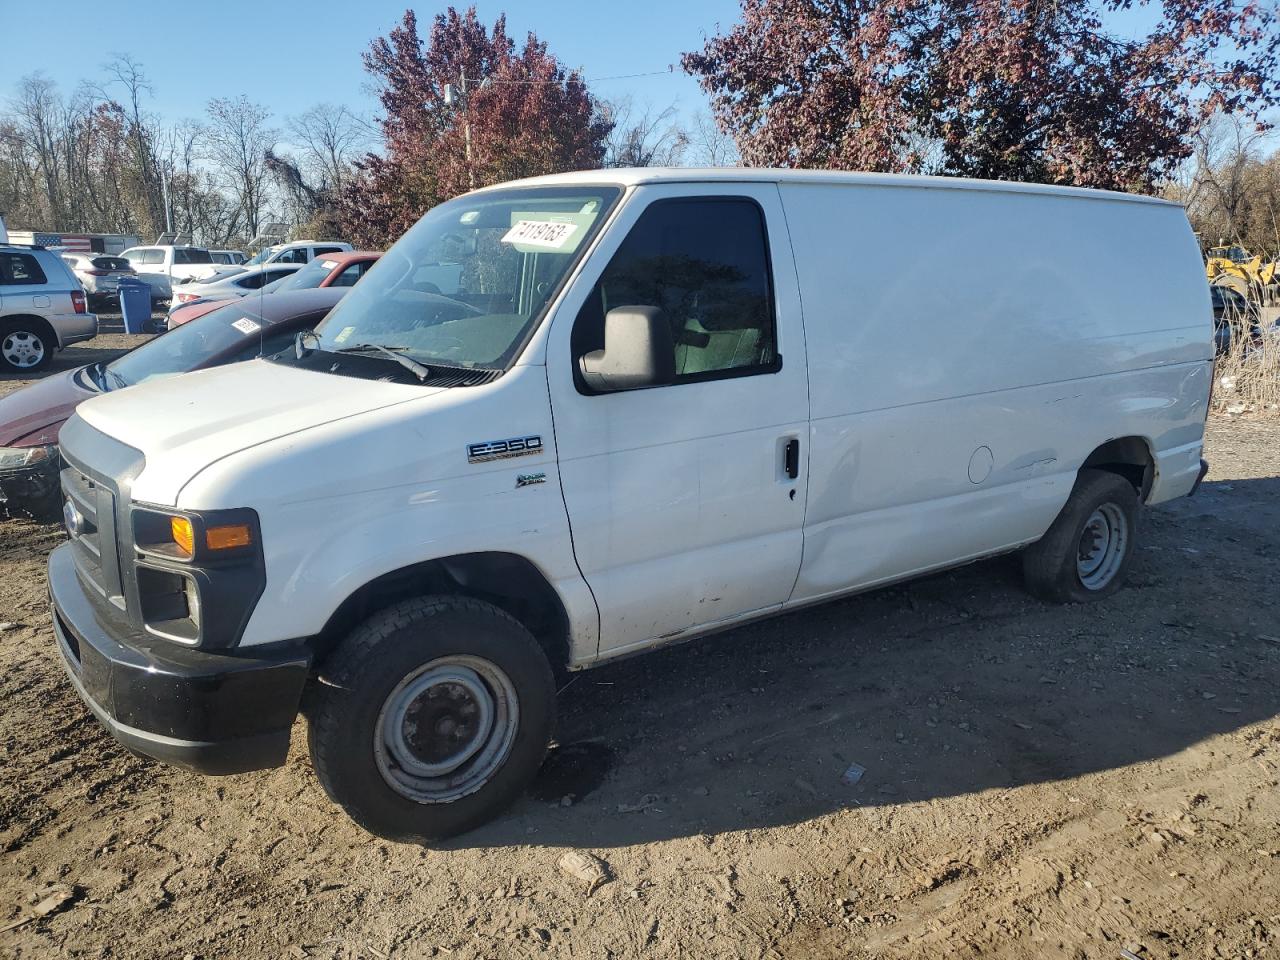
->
579, 306, 675, 392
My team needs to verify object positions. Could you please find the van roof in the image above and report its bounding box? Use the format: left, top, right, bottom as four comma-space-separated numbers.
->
476, 167, 1178, 207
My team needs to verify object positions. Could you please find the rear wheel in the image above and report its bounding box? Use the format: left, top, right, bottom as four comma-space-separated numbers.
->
0, 321, 54, 373
306, 595, 556, 842
1022, 469, 1140, 603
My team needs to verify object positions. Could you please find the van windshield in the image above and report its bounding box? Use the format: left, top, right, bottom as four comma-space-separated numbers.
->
307, 185, 620, 371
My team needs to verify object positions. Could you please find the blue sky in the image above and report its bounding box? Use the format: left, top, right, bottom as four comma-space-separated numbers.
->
5, 0, 1264, 157
1, 1, 744, 134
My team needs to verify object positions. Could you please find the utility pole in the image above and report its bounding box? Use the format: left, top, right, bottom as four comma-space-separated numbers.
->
161, 166, 173, 234
460, 69, 474, 190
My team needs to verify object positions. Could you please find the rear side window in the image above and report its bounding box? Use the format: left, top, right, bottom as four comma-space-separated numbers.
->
572, 197, 777, 386
236, 272, 269, 290
142, 249, 165, 265
0, 253, 48, 285
174, 248, 213, 265
331, 261, 369, 287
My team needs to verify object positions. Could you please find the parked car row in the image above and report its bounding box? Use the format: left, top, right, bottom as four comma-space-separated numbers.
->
167, 251, 380, 327
78, 240, 353, 307
0, 288, 347, 513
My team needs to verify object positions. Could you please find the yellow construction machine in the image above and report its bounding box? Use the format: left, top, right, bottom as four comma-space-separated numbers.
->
1205, 242, 1279, 305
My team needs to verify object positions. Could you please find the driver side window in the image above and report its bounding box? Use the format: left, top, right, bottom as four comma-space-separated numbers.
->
571, 197, 778, 388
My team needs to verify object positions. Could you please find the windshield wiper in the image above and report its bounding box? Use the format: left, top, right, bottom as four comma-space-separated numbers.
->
332, 343, 432, 381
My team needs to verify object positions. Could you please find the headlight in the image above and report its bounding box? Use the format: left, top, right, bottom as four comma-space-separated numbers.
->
133, 507, 257, 562
0, 445, 56, 472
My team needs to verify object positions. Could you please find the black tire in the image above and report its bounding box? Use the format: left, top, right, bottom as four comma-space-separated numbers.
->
1022, 469, 1140, 603
0, 320, 54, 373
306, 595, 555, 843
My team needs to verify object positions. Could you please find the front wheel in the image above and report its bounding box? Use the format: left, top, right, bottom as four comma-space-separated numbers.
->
306, 595, 556, 842
1022, 469, 1140, 603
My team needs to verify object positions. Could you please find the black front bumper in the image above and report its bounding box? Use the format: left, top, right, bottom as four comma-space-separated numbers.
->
0, 458, 59, 512
48, 542, 311, 775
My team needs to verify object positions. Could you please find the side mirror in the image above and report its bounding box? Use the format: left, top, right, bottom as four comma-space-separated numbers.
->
579, 306, 675, 392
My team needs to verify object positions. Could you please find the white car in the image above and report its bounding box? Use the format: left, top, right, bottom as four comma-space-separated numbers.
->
48, 169, 1212, 843
120, 245, 221, 291
168, 264, 302, 310
243, 240, 352, 268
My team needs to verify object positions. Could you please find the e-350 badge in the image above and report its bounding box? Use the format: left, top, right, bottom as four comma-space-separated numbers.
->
467, 435, 543, 463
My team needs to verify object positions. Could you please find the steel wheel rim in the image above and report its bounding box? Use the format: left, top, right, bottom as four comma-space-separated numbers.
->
374, 655, 519, 803
2, 331, 45, 369
1076, 503, 1128, 590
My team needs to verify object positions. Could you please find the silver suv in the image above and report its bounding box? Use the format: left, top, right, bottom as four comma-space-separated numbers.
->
0, 245, 98, 372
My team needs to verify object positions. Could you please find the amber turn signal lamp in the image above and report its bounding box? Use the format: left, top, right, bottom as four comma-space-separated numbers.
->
205, 523, 253, 551
170, 517, 195, 557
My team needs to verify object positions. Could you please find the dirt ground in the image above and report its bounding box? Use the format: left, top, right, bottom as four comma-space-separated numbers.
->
1, 334, 1278, 960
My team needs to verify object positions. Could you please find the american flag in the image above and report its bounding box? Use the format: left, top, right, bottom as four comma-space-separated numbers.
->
34, 233, 94, 252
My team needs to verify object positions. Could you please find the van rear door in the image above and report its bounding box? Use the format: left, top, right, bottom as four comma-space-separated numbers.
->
547, 182, 809, 657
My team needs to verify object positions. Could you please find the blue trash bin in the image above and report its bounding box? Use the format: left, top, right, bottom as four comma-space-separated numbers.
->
118, 278, 152, 334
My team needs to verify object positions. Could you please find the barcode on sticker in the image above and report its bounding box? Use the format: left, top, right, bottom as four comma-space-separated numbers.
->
232, 317, 262, 335
501, 219, 579, 250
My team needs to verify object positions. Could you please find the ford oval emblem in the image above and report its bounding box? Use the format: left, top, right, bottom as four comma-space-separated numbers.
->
63, 499, 85, 538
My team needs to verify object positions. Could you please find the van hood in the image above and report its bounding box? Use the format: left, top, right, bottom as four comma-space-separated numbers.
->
74, 359, 437, 505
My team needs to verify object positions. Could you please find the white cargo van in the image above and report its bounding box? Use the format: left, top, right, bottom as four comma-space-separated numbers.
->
48, 169, 1212, 841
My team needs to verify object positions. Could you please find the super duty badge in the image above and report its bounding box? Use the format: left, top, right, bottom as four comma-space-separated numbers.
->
467, 435, 543, 463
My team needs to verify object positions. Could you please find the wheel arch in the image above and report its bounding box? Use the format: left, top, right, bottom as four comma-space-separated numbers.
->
310, 551, 572, 675
1080, 436, 1156, 502
1, 313, 58, 348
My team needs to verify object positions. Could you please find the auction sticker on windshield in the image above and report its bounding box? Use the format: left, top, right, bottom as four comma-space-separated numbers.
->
232, 317, 262, 335
502, 219, 579, 250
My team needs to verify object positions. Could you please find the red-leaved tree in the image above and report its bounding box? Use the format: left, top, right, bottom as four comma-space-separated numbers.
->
683, 0, 1280, 190
339, 8, 612, 247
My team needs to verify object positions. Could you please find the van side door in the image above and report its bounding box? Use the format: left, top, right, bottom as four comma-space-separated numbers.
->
546, 183, 809, 658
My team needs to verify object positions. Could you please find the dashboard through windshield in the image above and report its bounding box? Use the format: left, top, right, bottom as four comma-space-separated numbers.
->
303, 185, 620, 373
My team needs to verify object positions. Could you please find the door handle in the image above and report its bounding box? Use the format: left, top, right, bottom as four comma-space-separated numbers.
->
784, 438, 800, 480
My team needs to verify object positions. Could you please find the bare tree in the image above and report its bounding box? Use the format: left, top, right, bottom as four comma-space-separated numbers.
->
1184, 114, 1268, 245
10, 74, 66, 225
685, 111, 739, 167
287, 104, 370, 193
204, 96, 276, 241
600, 97, 689, 168
101, 54, 163, 230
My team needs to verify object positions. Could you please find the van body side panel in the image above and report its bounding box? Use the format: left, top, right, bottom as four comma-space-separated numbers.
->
176, 364, 598, 659
780, 182, 1212, 603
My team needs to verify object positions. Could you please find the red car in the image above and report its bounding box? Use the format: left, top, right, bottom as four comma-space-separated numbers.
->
166, 250, 381, 329
0, 288, 346, 517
